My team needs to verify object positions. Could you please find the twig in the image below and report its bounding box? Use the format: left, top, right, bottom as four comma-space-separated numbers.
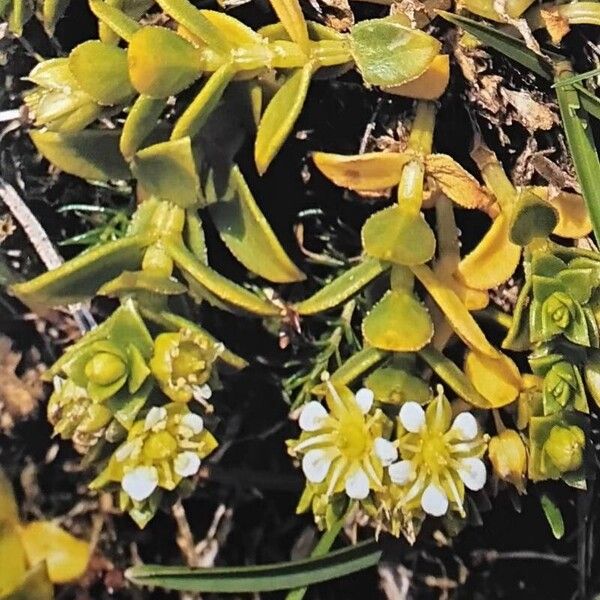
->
172, 499, 200, 568
470, 549, 574, 565
0, 178, 96, 334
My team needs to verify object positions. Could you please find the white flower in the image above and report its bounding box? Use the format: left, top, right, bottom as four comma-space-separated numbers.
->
122, 466, 159, 502
144, 406, 167, 432
386, 387, 487, 518
290, 381, 393, 502
174, 451, 202, 477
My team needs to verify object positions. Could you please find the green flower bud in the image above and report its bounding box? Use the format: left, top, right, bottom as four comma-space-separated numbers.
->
543, 292, 573, 332
543, 425, 585, 473
150, 329, 223, 404
85, 352, 128, 386
488, 430, 527, 492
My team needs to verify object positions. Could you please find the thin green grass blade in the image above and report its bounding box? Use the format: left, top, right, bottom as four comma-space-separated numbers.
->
437, 11, 560, 79
285, 519, 345, 600
126, 540, 381, 593
555, 65, 600, 244
574, 84, 600, 121
552, 66, 600, 88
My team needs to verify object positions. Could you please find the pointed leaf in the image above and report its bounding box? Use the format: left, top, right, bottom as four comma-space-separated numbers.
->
268, 0, 309, 53
43, 0, 69, 34
132, 138, 200, 207
294, 258, 388, 315
89, 0, 141, 42
363, 290, 434, 351
11, 235, 148, 308
255, 62, 314, 174
30, 129, 130, 181
120, 94, 167, 159
540, 494, 565, 539
350, 17, 440, 87
411, 264, 499, 357
362, 205, 435, 266
207, 165, 305, 282
312, 151, 407, 191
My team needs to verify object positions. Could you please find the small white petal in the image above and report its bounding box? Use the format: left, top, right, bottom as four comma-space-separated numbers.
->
388, 460, 414, 485
299, 401, 328, 432
345, 467, 370, 499
355, 388, 374, 414
374, 437, 398, 466
302, 449, 333, 483
144, 406, 167, 431
198, 384, 212, 399
458, 457, 487, 491
399, 402, 426, 433
122, 466, 158, 502
421, 483, 448, 516
451, 412, 478, 441
115, 441, 136, 463
181, 412, 204, 435
174, 451, 201, 477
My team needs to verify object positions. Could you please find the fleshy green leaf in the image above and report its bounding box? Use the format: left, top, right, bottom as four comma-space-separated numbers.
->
206, 165, 305, 282
42, 0, 69, 34
30, 129, 130, 181
255, 62, 314, 174
363, 290, 433, 351
89, 0, 141, 42
69, 41, 134, 105
120, 95, 167, 159
126, 540, 381, 593
509, 189, 559, 246
11, 235, 149, 307
294, 258, 389, 315
365, 360, 432, 404
362, 206, 435, 266
540, 494, 565, 539
350, 17, 440, 87
132, 138, 200, 208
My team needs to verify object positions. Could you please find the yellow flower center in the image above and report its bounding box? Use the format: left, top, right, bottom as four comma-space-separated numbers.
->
419, 433, 450, 475
85, 352, 127, 386
172, 342, 207, 382
337, 415, 370, 459
143, 431, 178, 460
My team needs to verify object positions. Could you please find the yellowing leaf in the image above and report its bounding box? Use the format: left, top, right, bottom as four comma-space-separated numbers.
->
69, 41, 134, 105
312, 151, 407, 191
350, 17, 440, 87
411, 264, 499, 357
464, 350, 522, 408
425, 153, 492, 209
2, 562, 53, 600
20, 522, 90, 584
363, 290, 433, 351
434, 260, 489, 310
362, 206, 435, 265
255, 62, 314, 174
30, 129, 130, 181
268, 0, 309, 53
0, 523, 27, 597
200, 9, 264, 46
0, 468, 19, 525
383, 55, 450, 100
458, 214, 521, 290
531, 186, 592, 239
128, 26, 203, 98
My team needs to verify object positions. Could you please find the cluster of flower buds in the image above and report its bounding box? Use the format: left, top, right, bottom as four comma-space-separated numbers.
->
288, 380, 488, 540
46, 300, 224, 526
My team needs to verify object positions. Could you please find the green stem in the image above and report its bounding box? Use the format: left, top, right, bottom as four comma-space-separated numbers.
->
470, 143, 517, 212
435, 194, 460, 271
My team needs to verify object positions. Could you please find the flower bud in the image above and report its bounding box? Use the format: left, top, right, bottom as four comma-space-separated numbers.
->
488, 429, 527, 492
85, 352, 127, 386
543, 425, 585, 473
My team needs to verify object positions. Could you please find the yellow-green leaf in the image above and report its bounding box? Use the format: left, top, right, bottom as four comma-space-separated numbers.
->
69, 41, 134, 105
530, 186, 592, 239
128, 26, 203, 98
350, 17, 440, 87
464, 350, 522, 408
312, 151, 407, 191
2, 562, 52, 600
255, 62, 314, 174
120, 94, 167, 159
89, 0, 141, 43
42, 0, 69, 34
132, 138, 200, 208
11, 235, 148, 308
20, 521, 90, 584
362, 205, 435, 266
458, 214, 521, 290
30, 129, 130, 181
411, 263, 499, 357
363, 290, 433, 351
207, 165, 305, 282
268, 0, 309, 54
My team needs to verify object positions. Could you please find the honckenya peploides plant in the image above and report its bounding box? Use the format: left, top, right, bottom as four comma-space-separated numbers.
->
1, 0, 600, 596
